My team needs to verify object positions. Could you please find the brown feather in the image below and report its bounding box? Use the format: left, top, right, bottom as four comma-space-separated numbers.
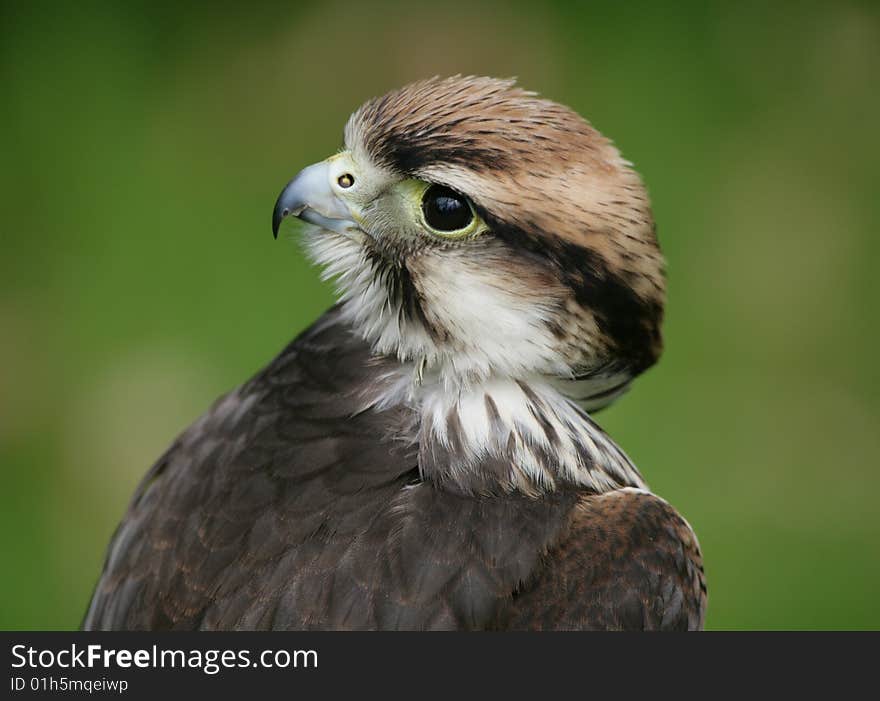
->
495, 489, 707, 630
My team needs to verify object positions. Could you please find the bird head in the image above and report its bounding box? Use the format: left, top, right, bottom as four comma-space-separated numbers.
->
273, 76, 665, 402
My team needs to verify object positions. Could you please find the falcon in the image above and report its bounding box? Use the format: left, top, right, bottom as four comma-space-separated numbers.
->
83, 76, 706, 630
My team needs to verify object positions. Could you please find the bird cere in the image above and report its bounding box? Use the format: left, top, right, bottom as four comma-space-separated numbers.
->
84, 76, 706, 630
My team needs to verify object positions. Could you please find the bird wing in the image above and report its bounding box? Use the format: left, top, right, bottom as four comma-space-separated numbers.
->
81, 306, 424, 630
494, 488, 707, 630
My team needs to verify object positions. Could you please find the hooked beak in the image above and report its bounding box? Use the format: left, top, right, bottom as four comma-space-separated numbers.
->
272, 159, 357, 238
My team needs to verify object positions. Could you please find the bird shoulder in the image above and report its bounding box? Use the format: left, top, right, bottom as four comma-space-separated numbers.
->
495, 488, 707, 630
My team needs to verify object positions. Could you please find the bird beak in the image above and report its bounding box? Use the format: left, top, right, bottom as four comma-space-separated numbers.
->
272, 159, 358, 239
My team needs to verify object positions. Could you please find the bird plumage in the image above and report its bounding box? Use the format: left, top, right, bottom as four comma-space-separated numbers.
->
83, 76, 705, 630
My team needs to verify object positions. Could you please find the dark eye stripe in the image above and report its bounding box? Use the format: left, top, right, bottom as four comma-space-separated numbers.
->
421, 185, 474, 232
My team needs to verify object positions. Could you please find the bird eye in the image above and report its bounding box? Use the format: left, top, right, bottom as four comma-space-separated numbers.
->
421, 185, 474, 233
337, 173, 354, 188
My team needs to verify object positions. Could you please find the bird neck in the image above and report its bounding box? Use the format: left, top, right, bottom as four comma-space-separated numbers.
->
406, 372, 647, 496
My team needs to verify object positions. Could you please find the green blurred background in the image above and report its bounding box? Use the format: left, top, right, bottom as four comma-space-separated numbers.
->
1, 0, 878, 630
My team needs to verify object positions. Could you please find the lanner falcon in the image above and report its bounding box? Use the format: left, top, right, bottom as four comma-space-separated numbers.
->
83, 76, 706, 630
